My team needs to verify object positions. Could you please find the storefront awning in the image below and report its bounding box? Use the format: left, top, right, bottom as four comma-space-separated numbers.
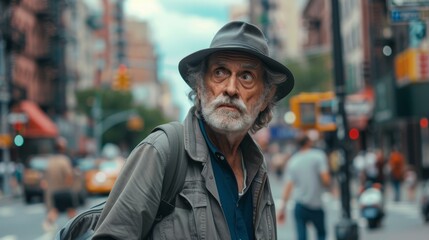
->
12, 100, 59, 138
346, 87, 375, 130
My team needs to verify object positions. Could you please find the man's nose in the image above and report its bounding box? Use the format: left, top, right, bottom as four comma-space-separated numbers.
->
224, 75, 239, 96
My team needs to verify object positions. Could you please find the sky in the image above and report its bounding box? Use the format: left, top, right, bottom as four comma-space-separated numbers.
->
124, 0, 247, 120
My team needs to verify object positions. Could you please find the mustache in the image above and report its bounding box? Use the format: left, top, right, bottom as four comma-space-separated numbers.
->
211, 95, 247, 113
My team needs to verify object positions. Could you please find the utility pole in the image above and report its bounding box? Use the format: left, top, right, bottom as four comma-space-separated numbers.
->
0, 40, 12, 197
115, 0, 127, 67
260, 0, 270, 37
0, 1, 12, 197
331, 0, 359, 239
92, 92, 102, 157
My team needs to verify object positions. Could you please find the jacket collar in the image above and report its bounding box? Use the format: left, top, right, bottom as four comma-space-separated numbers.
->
183, 107, 209, 163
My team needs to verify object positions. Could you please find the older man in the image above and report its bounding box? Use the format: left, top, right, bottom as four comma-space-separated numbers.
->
93, 21, 294, 240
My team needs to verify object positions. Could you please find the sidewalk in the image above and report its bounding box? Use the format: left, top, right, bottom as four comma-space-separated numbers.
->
0, 193, 18, 206
0, 185, 23, 206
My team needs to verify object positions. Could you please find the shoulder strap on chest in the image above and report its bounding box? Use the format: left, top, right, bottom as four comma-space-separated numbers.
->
152, 121, 187, 219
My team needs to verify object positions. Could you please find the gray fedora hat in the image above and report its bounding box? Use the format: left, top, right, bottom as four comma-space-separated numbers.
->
178, 21, 294, 101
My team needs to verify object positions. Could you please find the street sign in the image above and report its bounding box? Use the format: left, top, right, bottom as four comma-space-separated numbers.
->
7, 112, 28, 124
390, 9, 429, 23
390, 0, 429, 8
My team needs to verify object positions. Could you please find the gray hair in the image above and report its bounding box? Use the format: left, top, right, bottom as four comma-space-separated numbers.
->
186, 58, 287, 133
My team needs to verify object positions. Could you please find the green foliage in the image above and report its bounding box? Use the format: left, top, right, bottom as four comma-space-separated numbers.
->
75, 88, 133, 117
135, 105, 171, 138
280, 53, 334, 107
75, 88, 172, 153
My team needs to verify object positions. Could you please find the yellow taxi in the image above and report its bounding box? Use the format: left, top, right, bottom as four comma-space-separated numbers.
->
22, 155, 49, 203
84, 158, 124, 195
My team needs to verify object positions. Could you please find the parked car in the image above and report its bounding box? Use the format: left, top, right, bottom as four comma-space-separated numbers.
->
22, 155, 49, 203
75, 157, 96, 172
84, 158, 124, 195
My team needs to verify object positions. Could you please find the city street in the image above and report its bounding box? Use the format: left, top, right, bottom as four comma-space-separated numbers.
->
0, 196, 105, 240
270, 174, 429, 240
0, 174, 428, 239
1, 0, 429, 239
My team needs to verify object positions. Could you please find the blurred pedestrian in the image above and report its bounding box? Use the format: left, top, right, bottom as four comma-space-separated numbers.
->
388, 146, 406, 202
353, 148, 385, 193
404, 165, 418, 201
374, 149, 386, 186
277, 135, 331, 240
268, 142, 289, 180
42, 137, 77, 232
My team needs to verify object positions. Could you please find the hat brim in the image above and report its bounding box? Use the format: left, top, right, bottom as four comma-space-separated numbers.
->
178, 47, 294, 102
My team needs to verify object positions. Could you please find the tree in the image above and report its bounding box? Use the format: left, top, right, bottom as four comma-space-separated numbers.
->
279, 52, 334, 107
75, 87, 172, 153
75, 88, 133, 117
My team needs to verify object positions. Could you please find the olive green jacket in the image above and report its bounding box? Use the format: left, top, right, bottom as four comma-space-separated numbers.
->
93, 107, 277, 240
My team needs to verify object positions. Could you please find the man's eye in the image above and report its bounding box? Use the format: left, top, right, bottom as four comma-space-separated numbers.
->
214, 69, 226, 77
241, 73, 254, 82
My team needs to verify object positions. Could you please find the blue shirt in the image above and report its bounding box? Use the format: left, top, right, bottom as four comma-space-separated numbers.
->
198, 119, 254, 240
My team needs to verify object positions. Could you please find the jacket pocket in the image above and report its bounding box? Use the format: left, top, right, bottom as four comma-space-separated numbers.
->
155, 182, 208, 240
255, 198, 275, 240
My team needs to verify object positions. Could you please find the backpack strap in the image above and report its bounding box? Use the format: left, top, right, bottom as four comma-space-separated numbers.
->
152, 121, 187, 220
56, 122, 187, 240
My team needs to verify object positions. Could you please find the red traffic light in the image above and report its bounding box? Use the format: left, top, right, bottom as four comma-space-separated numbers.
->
349, 128, 359, 140
420, 118, 428, 128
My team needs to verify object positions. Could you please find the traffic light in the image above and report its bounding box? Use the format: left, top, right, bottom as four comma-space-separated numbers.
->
13, 134, 24, 147
12, 122, 25, 147
112, 64, 131, 91
290, 92, 336, 131
127, 115, 144, 131
348, 128, 360, 141
420, 118, 428, 128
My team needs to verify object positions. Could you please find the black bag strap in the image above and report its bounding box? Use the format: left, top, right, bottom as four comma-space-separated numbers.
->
153, 121, 187, 220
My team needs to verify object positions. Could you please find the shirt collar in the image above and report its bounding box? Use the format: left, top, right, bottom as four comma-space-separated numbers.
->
199, 118, 249, 195
189, 109, 266, 185
198, 118, 221, 156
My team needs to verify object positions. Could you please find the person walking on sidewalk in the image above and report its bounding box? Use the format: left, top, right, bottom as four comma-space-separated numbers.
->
42, 137, 77, 231
277, 135, 331, 240
389, 146, 406, 202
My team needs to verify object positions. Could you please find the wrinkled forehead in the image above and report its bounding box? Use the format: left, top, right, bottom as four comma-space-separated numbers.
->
207, 51, 263, 69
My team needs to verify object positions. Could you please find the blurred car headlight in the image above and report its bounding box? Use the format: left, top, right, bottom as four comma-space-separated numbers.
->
94, 172, 107, 184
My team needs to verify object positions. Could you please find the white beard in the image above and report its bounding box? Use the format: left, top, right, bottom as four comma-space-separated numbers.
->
201, 94, 262, 133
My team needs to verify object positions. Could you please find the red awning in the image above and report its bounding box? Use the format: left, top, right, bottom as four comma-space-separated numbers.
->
12, 100, 59, 138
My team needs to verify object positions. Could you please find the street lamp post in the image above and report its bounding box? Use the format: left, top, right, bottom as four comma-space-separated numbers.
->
331, 0, 359, 239
0, 27, 12, 197
0, 81, 11, 197
92, 92, 102, 156
92, 93, 137, 156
